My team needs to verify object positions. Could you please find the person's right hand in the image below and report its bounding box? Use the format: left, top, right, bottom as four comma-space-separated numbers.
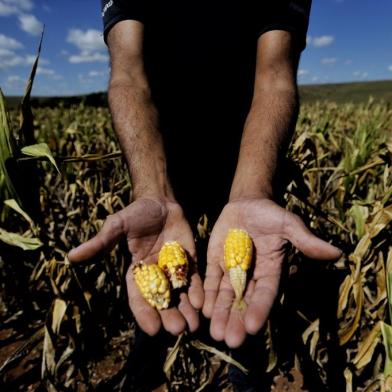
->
68, 198, 204, 336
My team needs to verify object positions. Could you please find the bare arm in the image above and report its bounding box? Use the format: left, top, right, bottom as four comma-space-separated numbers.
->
203, 31, 341, 348
107, 20, 174, 200
69, 20, 203, 336
230, 30, 299, 201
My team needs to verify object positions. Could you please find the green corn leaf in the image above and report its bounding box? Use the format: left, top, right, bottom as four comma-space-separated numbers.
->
19, 29, 44, 146
0, 89, 19, 203
386, 248, 392, 323
381, 322, 392, 377
4, 199, 36, 230
21, 143, 60, 173
0, 227, 42, 250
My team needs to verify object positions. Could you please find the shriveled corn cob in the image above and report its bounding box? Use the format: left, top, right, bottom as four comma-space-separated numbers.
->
224, 228, 253, 310
133, 262, 170, 310
158, 241, 188, 288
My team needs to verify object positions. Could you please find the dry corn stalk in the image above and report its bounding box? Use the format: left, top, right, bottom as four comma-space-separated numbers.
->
224, 228, 253, 310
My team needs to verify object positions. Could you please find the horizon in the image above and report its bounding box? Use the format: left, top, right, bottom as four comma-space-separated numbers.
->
0, 0, 391, 96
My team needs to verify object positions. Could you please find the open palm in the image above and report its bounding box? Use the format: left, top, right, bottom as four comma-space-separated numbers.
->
202, 198, 341, 348
68, 198, 204, 336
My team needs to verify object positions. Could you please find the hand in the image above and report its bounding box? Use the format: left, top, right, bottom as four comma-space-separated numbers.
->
202, 198, 341, 348
68, 198, 204, 336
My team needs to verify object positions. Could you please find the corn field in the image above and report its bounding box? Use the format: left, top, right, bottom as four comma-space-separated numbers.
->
0, 53, 392, 391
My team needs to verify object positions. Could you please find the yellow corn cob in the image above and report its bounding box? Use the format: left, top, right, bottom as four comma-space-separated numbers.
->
158, 241, 188, 289
133, 262, 170, 310
224, 228, 253, 310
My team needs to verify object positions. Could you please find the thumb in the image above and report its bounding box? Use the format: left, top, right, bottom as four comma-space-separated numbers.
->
68, 213, 125, 263
285, 213, 342, 260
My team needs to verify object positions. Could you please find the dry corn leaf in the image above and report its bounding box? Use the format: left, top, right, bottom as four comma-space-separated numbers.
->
42, 326, 56, 378
302, 319, 320, 361
353, 321, 381, 369
163, 333, 183, 379
338, 274, 353, 318
55, 345, 74, 374
367, 205, 392, 239
51, 298, 67, 335
340, 280, 364, 345
190, 340, 248, 374
343, 368, 353, 392
0, 327, 44, 375
266, 320, 277, 373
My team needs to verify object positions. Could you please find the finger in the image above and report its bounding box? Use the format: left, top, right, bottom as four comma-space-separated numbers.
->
68, 214, 124, 263
159, 308, 187, 336
210, 274, 234, 341
244, 276, 279, 335
224, 280, 255, 348
224, 308, 247, 349
126, 268, 162, 336
285, 213, 342, 260
188, 272, 204, 310
202, 262, 223, 318
178, 293, 199, 332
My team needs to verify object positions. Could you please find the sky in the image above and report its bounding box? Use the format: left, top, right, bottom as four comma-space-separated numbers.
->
0, 0, 391, 96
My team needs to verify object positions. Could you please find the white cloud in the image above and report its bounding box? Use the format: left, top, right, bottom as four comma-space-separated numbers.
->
49, 74, 63, 81
36, 66, 63, 80
308, 35, 335, 48
0, 55, 27, 68
0, 3, 16, 15
0, 33, 23, 49
311, 76, 320, 83
7, 74, 24, 83
67, 29, 105, 52
388, 65, 392, 72
18, 13, 43, 35
69, 51, 108, 64
88, 70, 107, 77
0, 52, 49, 69
0, 47, 14, 56
0, 0, 33, 16
25, 54, 49, 65
321, 57, 337, 65
67, 29, 107, 64
36, 66, 54, 75
297, 69, 309, 77
353, 71, 368, 79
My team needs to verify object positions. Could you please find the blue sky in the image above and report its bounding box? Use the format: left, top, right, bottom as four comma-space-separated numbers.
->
0, 0, 391, 96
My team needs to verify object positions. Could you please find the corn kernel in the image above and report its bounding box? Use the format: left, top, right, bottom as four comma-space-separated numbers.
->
133, 262, 170, 310
158, 241, 188, 289
224, 229, 253, 310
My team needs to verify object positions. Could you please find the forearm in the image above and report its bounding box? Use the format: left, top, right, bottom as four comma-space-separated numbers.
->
230, 82, 298, 200
108, 79, 174, 201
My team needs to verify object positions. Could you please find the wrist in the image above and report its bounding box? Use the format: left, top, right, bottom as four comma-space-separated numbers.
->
133, 182, 176, 202
229, 179, 273, 202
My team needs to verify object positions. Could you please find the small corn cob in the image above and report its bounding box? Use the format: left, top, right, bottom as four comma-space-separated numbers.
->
133, 262, 170, 310
224, 228, 253, 310
158, 241, 188, 289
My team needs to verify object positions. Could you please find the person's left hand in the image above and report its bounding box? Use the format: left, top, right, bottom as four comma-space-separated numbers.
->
202, 198, 342, 348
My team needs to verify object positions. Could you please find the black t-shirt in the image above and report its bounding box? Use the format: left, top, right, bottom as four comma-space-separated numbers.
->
100, 0, 311, 221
